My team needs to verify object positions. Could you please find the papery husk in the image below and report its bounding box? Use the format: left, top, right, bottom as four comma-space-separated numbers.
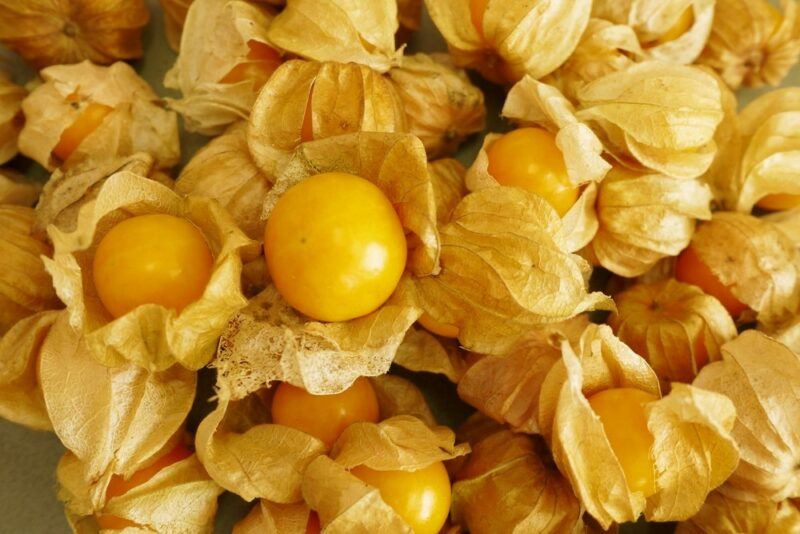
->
538, 324, 739, 528
0, 168, 39, 206
411, 186, 612, 356
43, 172, 258, 371
766, 314, 800, 354
196, 393, 326, 503
688, 212, 800, 327
576, 61, 723, 179
176, 125, 270, 240
451, 425, 582, 534
591, 166, 713, 278
302, 416, 468, 532
677, 491, 800, 534
593, 0, 715, 64
697, 0, 800, 89
694, 330, 800, 503
424, 0, 591, 83
234, 500, 314, 534
34, 152, 158, 237
57, 449, 223, 534
764, 207, 800, 249
428, 158, 467, 225
0, 72, 24, 165
264, 0, 401, 73
393, 327, 466, 383
247, 61, 407, 178
0, 0, 149, 69
397, 0, 423, 36
164, 0, 277, 135
39, 313, 196, 484
159, 0, 194, 51
0, 310, 59, 430
0, 205, 59, 335
19, 61, 180, 171
502, 76, 612, 187
457, 315, 589, 434
388, 53, 485, 158
609, 279, 738, 384
544, 18, 643, 101
733, 88, 800, 212
369, 374, 437, 427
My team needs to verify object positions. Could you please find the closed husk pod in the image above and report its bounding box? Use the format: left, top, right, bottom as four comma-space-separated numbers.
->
592, 0, 715, 64
43, 172, 259, 371
159, 0, 194, 51
424, 0, 591, 84
677, 491, 800, 533
0, 73, 24, 166
264, 0, 401, 72
0, 0, 149, 69
538, 324, 739, 528
388, 53, 485, 159
451, 418, 582, 533
576, 61, 724, 179
697, 0, 800, 89
686, 212, 800, 326
609, 279, 738, 384
164, 0, 281, 135
0, 169, 39, 206
247, 60, 407, 178
19, 61, 180, 172
591, 166, 712, 278
694, 331, 800, 503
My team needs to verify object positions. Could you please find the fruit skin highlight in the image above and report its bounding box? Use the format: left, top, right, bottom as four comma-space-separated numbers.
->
264, 172, 408, 323
351, 461, 452, 534
486, 127, 580, 217
675, 246, 748, 318
52, 102, 113, 162
92, 213, 214, 318
271, 377, 381, 448
587, 388, 659, 498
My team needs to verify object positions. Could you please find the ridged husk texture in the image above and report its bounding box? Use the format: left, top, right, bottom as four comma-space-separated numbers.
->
159, 0, 194, 51
234, 500, 315, 534
677, 492, 800, 534
0, 73, 24, 166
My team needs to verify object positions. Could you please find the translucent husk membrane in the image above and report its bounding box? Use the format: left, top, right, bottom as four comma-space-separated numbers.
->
677, 491, 800, 533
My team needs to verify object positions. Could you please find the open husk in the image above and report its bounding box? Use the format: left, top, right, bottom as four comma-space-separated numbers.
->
687, 212, 800, 327
43, 172, 258, 372
234, 500, 315, 534
0, 205, 60, 335
19, 61, 180, 171
694, 330, 800, 503
40, 313, 196, 484
677, 492, 800, 533
164, 0, 279, 135
733, 88, 800, 212
394, 327, 467, 383
57, 448, 223, 533
538, 324, 739, 528
697, 0, 800, 89
388, 53, 485, 159
0, 0, 149, 69
0, 310, 60, 430
302, 416, 469, 532
159, 0, 194, 51
264, 0, 402, 73
609, 279, 738, 384
451, 421, 582, 533
247, 60, 407, 178
592, 0, 715, 64
591, 166, 712, 277
176, 125, 271, 240
429, 157, 467, 225
424, 0, 591, 84
0, 168, 39, 206
0, 73, 24, 165
575, 61, 723, 179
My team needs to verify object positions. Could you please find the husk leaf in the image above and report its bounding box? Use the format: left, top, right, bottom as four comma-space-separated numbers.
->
576, 61, 723, 179
0, 168, 39, 206
164, 0, 277, 135
766, 314, 800, 354
158, 0, 193, 51
234, 500, 314, 534
0, 205, 60, 335
428, 157, 467, 225
19, 61, 180, 171
609, 279, 738, 384
0, 0, 149, 69
388, 53, 485, 158
369, 374, 437, 427
0, 309, 59, 430
264, 0, 402, 73
697, 0, 800, 89
57, 450, 223, 534
591, 166, 712, 277
247, 61, 407, 179
44, 172, 258, 372
694, 330, 800, 503
393, 327, 467, 383
688, 212, 800, 326
0, 72, 24, 165
677, 492, 800, 534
